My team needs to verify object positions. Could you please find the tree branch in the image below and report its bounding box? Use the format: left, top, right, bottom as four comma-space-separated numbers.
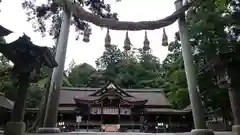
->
56, 0, 191, 31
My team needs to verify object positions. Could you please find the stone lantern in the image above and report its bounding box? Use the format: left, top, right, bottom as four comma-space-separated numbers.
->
162, 28, 168, 47
123, 31, 131, 51
105, 29, 111, 48
0, 34, 58, 135
143, 31, 150, 51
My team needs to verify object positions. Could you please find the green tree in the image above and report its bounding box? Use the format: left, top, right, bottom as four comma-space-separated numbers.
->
67, 63, 96, 87
0, 37, 14, 100
185, 0, 240, 122
22, 0, 118, 39
96, 44, 122, 81
87, 70, 107, 87
95, 45, 164, 89
136, 49, 163, 88
161, 35, 189, 109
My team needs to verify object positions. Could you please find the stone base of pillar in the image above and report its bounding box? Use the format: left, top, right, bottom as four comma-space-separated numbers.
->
4, 122, 26, 135
191, 129, 214, 135
37, 127, 61, 133
232, 125, 240, 135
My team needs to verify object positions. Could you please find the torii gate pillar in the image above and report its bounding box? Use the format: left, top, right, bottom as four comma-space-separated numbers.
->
37, 5, 72, 133
175, 0, 214, 135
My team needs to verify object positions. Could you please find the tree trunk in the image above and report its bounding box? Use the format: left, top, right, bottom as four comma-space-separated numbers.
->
228, 88, 240, 125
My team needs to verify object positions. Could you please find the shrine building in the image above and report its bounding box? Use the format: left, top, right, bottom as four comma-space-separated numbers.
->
25, 82, 193, 132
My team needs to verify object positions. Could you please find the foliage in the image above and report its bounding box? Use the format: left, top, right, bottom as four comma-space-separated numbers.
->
65, 41, 189, 109
68, 62, 96, 87
1, 0, 240, 124
187, 0, 240, 120
96, 45, 122, 82
67, 44, 164, 88
161, 36, 189, 109
0, 38, 14, 100
22, 0, 118, 39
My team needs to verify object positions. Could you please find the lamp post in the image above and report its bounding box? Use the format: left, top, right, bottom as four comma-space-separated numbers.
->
175, 0, 214, 135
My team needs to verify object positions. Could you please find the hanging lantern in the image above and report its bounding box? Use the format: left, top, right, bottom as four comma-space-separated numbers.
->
123, 31, 131, 51
143, 31, 150, 51
83, 28, 91, 43
105, 29, 111, 48
162, 28, 168, 46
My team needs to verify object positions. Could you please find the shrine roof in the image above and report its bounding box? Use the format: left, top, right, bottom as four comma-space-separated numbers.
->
145, 108, 191, 114
59, 87, 171, 106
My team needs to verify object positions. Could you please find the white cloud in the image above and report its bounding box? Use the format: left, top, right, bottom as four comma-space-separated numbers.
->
0, 0, 178, 68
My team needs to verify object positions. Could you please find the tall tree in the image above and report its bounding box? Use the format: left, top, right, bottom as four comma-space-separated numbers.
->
67, 63, 96, 87
96, 44, 122, 82
161, 34, 189, 109
185, 0, 240, 123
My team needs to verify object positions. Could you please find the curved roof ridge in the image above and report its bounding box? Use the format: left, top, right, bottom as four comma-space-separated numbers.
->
61, 87, 164, 92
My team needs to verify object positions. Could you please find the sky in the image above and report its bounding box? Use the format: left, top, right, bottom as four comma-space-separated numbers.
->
0, 0, 178, 68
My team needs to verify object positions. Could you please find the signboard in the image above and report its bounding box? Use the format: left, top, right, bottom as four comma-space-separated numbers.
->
76, 116, 82, 123
103, 107, 119, 115
90, 107, 131, 115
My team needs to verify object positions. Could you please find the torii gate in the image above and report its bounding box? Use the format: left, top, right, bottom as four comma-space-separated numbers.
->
38, 0, 212, 135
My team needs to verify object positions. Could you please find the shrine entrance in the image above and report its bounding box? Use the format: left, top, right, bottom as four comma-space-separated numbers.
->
103, 115, 119, 124
101, 107, 120, 124
101, 107, 120, 132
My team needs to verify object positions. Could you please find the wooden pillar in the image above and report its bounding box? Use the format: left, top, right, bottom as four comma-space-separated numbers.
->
118, 103, 120, 124
156, 116, 158, 133
168, 116, 171, 132
140, 112, 144, 132
87, 104, 90, 131
131, 105, 134, 132
101, 101, 103, 130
